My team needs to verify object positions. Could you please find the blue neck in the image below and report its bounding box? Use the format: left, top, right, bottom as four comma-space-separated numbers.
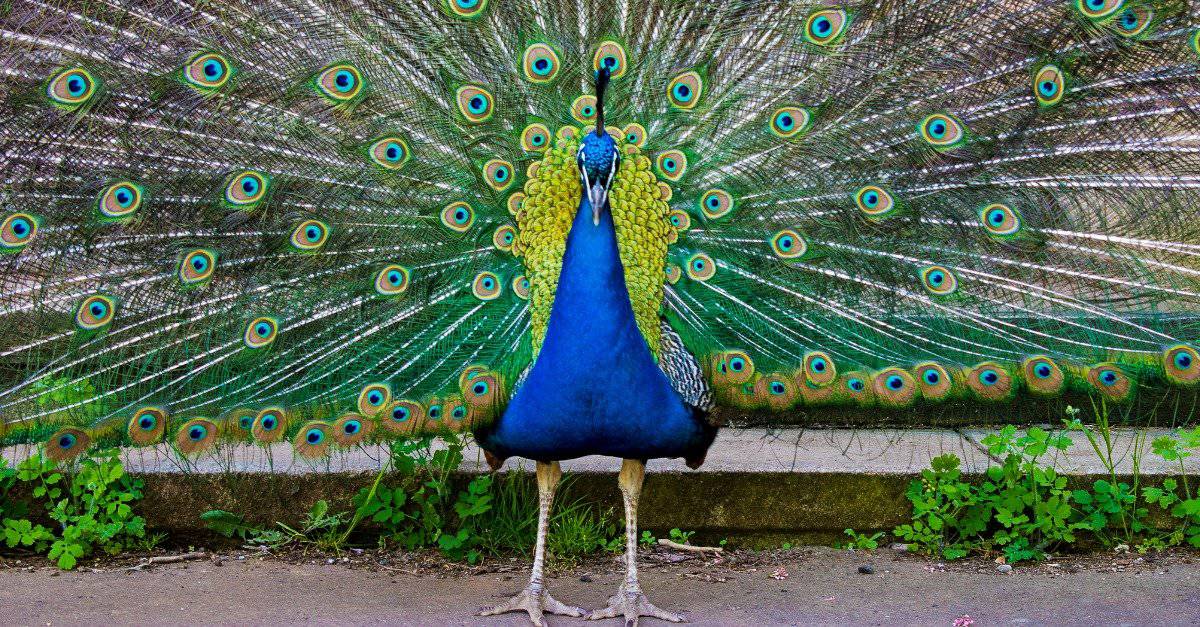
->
540, 197, 645, 356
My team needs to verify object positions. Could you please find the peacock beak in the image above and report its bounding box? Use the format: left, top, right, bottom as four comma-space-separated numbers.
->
588, 183, 607, 226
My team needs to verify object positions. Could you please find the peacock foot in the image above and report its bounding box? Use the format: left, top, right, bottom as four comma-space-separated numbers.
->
586, 586, 686, 626
479, 585, 585, 626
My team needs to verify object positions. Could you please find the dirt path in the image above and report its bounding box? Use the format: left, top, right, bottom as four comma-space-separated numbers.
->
1, 547, 1197, 626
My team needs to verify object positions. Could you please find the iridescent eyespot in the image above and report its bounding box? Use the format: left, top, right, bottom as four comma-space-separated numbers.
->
968, 362, 1012, 399
1033, 65, 1065, 107
493, 225, 517, 251
507, 192, 526, 216
128, 407, 168, 446
1164, 345, 1200, 385
334, 413, 370, 446
1113, 6, 1152, 37
512, 275, 530, 299
98, 181, 143, 219
2, 212, 38, 250
1192, 30, 1200, 56
698, 189, 733, 219
1023, 356, 1064, 395
915, 362, 953, 401
244, 316, 278, 349
854, 185, 895, 217
655, 151, 687, 181
667, 71, 703, 110
375, 264, 410, 295
712, 350, 755, 385
770, 229, 807, 259
572, 95, 598, 123
686, 252, 716, 281
980, 203, 1021, 237
441, 202, 475, 232
47, 67, 99, 109
769, 107, 811, 138
314, 64, 365, 103
224, 170, 268, 208
623, 123, 647, 148
473, 271, 502, 300
179, 249, 217, 284
75, 295, 115, 330
1075, 0, 1124, 20
523, 43, 560, 83
174, 419, 219, 455
921, 265, 958, 296
254, 408, 287, 443
662, 263, 681, 285
1088, 364, 1132, 399
521, 124, 551, 152
919, 113, 966, 149
873, 367, 916, 406
847, 377, 866, 392
456, 85, 494, 123
484, 159, 515, 191
659, 183, 673, 202
804, 351, 837, 386
357, 383, 392, 416
368, 136, 410, 170
668, 209, 691, 232
45, 428, 89, 462
593, 41, 628, 79
184, 52, 233, 91
445, 0, 488, 18
291, 219, 329, 251
804, 8, 849, 45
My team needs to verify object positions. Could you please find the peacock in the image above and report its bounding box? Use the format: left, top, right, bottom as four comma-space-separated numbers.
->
2, 0, 1199, 622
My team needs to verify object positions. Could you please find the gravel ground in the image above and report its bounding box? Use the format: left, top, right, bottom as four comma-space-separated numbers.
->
1, 546, 1198, 626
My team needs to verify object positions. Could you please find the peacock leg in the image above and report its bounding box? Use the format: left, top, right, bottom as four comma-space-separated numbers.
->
479, 460, 584, 626
587, 459, 685, 626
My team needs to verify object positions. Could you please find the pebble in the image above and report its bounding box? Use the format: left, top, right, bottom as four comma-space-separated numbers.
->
326, 558, 335, 565
997, 564, 1013, 574
579, 574, 593, 583
858, 565, 874, 575
890, 543, 909, 552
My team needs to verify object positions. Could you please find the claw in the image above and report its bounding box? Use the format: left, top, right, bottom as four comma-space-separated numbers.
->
479, 585, 585, 626
586, 588, 685, 626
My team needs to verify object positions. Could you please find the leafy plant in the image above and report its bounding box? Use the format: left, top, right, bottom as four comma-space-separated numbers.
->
842, 528, 883, 550
668, 528, 695, 545
640, 530, 656, 546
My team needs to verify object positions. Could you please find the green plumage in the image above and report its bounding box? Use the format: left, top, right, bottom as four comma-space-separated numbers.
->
0, 0, 1198, 460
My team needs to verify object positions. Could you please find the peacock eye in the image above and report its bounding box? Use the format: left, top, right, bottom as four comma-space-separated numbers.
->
76, 295, 116, 330
623, 123, 647, 148
655, 151, 687, 181
804, 9, 849, 45
225, 170, 268, 208
456, 85, 494, 122
493, 225, 517, 251
47, 67, 99, 108
447, 0, 488, 18
667, 71, 703, 110
1113, 6, 1152, 37
393, 406, 409, 421
472, 271, 502, 300
245, 317, 278, 348
919, 113, 966, 149
179, 249, 217, 284
291, 220, 329, 250
484, 159, 514, 191
811, 358, 827, 372
924, 370, 940, 384
770, 229, 807, 259
316, 64, 365, 102
1075, 0, 1123, 20
769, 107, 811, 138
522, 123, 551, 152
572, 95, 598, 123
980, 203, 1020, 236
523, 43, 560, 82
184, 52, 233, 91
686, 253, 716, 281
97, 182, 144, 219
769, 381, 786, 395
1033, 65, 1066, 107
441, 202, 475, 232
855, 185, 895, 217
2, 212, 37, 250
921, 265, 958, 296
1036, 365, 1052, 378
981, 369, 999, 385
343, 420, 361, 435
368, 136, 410, 170
848, 378, 865, 392
887, 375, 904, 390
375, 264, 410, 295
730, 358, 745, 371
593, 41, 628, 78
512, 275, 531, 299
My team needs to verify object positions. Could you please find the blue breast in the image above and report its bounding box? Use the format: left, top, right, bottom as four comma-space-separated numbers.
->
479, 197, 710, 462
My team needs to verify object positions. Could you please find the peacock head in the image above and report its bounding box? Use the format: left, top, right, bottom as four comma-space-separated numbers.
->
577, 67, 619, 226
